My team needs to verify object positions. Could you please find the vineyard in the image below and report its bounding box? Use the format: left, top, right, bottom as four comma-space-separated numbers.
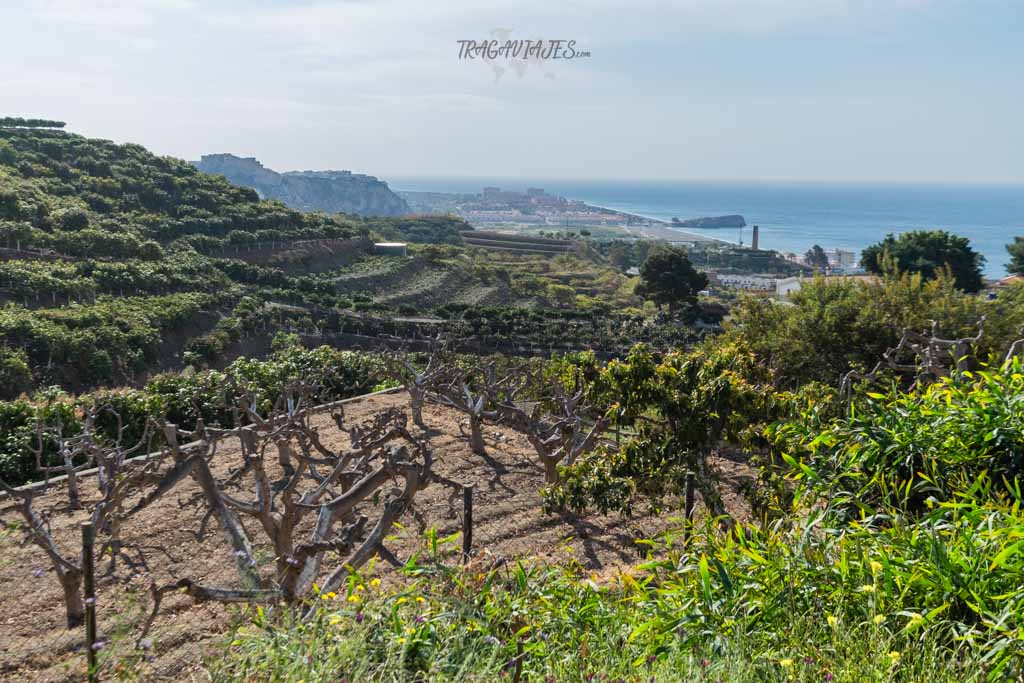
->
2, 121, 1024, 683
0, 359, 757, 681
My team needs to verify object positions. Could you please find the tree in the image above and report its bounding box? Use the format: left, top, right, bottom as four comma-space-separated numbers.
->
1006, 236, 1024, 275
804, 244, 829, 271
635, 246, 708, 311
860, 230, 985, 293
607, 242, 632, 270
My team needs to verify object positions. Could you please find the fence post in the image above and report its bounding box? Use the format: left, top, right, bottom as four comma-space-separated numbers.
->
462, 484, 474, 561
684, 471, 696, 540
81, 522, 98, 683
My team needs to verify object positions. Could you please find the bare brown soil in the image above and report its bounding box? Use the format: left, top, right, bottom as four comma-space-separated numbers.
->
0, 391, 756, 682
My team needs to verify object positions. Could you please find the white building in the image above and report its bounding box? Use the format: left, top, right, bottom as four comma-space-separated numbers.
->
828, 249, 859, 272
715, 274, 777, 290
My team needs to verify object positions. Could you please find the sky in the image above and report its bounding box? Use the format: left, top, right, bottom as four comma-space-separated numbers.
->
2, 0, 1022, 183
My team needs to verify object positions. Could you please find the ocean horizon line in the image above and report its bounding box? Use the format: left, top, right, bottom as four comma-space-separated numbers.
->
387, 175, 1024, 190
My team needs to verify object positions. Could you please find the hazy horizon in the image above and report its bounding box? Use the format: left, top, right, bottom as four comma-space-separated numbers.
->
4, 1, 1023, 184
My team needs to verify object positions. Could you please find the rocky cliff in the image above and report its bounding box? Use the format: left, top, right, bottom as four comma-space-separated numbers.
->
194, 154, 410, 217
671, 214, 746, 229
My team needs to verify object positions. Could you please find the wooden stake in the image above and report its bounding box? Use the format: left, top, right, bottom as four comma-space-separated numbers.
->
81, 522, 98, 683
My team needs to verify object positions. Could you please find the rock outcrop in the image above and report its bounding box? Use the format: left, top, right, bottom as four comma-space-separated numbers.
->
671, 214, 747, 229
194, 154, 410, 217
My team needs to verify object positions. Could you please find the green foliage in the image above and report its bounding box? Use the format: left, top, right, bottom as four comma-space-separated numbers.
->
371, 215, 470, 245
0, 117, 66, 129
724, 271, 991, 387
772, 359, 1024, 519
636, 246, 708, 311
0, 127, 485, 394
547, 342, 776, 514
805, 243, 829, 270
212, 508, 1024, 681
212, 360, 1024, 681
0, 345, 32, 399
1007, 236, 1024, 276
861, 230, 985, 293
0, 390, 79, 485
0, 344, 385, 486
0, 292, 219, 387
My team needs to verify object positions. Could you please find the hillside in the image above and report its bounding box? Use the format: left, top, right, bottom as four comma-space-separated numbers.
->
3, 123, 1024, 683
0, 125, 475, 393
0, 124, 703, 397
194, 153, 410, 217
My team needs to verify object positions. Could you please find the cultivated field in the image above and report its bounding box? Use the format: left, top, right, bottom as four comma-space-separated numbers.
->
0, 390, 754, 682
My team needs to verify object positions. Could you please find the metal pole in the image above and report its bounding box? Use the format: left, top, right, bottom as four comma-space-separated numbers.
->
462, 484, 474, 561
81, 522, 98, 683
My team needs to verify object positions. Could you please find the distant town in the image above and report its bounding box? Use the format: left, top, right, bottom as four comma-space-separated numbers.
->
398, 186, 660, 229
398, 185, 867, 294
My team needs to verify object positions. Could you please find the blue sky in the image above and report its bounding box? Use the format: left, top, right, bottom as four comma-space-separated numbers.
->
2, 0, 1022, 182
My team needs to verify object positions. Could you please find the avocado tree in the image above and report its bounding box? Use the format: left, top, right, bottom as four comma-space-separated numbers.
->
635, 246, 708, 312
861, 230, 985, 293
544, 342, 776, 520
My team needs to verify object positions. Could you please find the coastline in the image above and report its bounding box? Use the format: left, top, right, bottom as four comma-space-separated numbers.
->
584, 203, 732, 245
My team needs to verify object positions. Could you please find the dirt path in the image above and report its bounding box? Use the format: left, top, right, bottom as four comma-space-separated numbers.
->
0, 391, 756, 682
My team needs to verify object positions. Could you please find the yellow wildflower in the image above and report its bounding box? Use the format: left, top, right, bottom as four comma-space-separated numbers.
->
396, 597, 408, 605
416, 596, 426, 603
321, 592, 337, 601
888, 651, 901, 664
859, 584, 876, 593
370, 578, 382, 588
873, 614, 886, 625
397, 637, 407, 644
870, 560, 883, 575
329, 616, 342, 626
827, 615, 839, 628
779, 658, 794, 668
347, 594, 361, 603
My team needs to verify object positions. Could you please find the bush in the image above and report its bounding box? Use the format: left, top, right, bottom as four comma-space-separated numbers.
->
772, 358, 1024, 519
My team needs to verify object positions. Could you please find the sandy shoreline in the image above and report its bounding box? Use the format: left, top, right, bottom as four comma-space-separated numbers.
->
587, 203, 731, 245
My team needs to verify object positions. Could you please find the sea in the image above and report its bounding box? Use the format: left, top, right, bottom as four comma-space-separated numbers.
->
388, 177, 1023, 279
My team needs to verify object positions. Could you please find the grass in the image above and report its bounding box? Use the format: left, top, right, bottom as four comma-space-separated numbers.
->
205, 509, 1022, 682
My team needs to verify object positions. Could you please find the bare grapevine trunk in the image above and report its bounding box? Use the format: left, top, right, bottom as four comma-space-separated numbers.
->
59, 567, 84, 628
541, 454, 559, 484
468, 414, 486, 455
410, 387, 425, 427
66, 470, 82, 510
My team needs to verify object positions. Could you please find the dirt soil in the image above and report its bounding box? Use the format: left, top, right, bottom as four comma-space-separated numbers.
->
0, 391, 757, 682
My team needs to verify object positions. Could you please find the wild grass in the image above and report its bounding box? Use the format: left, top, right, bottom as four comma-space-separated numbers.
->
208, 503, 1023, 682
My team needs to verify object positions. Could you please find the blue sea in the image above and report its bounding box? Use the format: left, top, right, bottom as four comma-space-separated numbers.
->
388, 177, 1023, 279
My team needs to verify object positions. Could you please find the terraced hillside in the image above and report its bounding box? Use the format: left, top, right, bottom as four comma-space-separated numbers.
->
0, 124, 469, 394
0, 122, 711, 398
461, 230, 575, 255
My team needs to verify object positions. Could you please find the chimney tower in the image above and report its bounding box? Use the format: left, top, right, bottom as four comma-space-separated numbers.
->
751, 225, 760, 251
